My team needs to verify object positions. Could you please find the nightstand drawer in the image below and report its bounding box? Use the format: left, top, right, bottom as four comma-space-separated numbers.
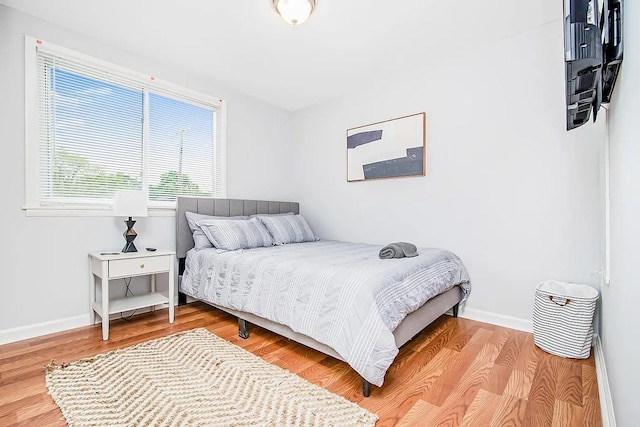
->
108, 255, 171, 278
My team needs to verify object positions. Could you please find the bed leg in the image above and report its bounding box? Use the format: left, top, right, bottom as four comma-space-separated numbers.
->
178, 291, 187, 306
362, 379, 371, 397
238, 318, 249, 339
452, 302, 459, 318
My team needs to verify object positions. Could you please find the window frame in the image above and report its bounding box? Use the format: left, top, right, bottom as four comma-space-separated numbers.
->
24, 35, 227, 216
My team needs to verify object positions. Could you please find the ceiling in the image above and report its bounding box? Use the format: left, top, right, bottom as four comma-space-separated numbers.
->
1, 0, 560, 111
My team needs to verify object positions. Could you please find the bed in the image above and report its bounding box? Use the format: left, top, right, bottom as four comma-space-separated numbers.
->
176, 197, 470, 396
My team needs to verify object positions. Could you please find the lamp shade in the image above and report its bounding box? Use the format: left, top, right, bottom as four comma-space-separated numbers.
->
274, 0, 315, 26
113, 190, 148, 217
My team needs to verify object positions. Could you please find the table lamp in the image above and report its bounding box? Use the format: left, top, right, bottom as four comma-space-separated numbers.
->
112, 190, 148, 252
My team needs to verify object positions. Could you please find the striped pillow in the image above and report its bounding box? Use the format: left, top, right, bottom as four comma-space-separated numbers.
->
196, 217, 273, 251
186, 212, 249, 249
258, 214, 317, 245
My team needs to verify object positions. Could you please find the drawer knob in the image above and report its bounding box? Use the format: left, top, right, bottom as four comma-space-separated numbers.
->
140, 263, 145, 268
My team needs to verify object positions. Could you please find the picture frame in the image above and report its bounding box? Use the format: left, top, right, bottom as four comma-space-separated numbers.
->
346, 112, 426, 182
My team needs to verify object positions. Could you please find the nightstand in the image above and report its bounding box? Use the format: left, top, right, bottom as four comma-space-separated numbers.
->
89, 250, 175, 340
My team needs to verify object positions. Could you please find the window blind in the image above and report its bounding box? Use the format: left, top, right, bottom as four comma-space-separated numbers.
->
31, 39, 225, 210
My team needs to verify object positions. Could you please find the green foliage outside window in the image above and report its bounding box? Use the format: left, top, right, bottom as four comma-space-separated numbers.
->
52, 150, 209, 200
148, 171, 211, 201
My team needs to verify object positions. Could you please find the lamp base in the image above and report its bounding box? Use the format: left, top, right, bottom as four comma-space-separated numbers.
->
121, 241, 138, 253
121, 217, 138, 253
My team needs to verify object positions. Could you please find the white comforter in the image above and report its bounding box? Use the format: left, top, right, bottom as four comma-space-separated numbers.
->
181, 240, 470, 386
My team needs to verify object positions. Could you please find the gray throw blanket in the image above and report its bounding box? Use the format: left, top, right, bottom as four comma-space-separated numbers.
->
379, 242, 419, 259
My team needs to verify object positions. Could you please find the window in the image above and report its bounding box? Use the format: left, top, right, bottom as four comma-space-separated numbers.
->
24, 36, 226, 213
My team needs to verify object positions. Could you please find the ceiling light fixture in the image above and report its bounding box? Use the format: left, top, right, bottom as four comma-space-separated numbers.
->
273, 0, 315, 26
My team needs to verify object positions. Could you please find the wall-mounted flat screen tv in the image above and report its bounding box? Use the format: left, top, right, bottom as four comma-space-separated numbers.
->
564, 0, 623, 130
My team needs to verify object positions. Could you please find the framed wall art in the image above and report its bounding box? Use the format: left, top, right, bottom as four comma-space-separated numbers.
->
346, 112, 426, 182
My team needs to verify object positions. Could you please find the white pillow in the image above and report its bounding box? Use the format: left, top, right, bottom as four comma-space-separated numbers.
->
185, 211, 248, 249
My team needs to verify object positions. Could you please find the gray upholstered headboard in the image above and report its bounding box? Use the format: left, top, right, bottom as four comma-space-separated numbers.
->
176, 197, 300, 259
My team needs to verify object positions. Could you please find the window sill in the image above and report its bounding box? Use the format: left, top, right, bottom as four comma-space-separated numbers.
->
22, 207, 176, 217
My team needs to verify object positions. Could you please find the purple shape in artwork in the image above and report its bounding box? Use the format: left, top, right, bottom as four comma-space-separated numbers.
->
347, 130, 383, 149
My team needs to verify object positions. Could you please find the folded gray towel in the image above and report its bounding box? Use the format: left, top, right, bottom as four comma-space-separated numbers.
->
379, 242, 419, 259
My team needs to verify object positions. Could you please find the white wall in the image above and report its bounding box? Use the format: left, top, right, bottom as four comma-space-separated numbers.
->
0, 5, 293, 341
291, 20, 604, 325
600, 0, 640, 424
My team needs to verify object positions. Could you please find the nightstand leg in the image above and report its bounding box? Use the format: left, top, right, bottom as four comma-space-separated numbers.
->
101, 262, 109, 340
150, 274, 156, 312
168, 256, 175, 323
89, 262, 96, 325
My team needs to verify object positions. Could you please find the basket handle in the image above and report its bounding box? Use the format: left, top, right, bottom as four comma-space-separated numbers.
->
549, 295, 571, 306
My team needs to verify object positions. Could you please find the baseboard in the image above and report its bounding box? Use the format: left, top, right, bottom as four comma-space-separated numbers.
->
593, 335, 616, 426
0, 314, 89, 345
0, 303, 175, 346
460, 307, 533, 332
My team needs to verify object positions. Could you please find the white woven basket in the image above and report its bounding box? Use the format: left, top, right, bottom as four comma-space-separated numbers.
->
532, 280, 599, 359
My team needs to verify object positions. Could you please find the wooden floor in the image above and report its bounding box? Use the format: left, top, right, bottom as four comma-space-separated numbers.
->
0, 302, 602, 426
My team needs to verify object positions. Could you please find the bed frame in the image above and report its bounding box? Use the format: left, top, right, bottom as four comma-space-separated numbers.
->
176, 196, 462, 397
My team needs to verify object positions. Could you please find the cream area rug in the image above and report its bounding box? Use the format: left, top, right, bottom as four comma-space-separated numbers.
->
46, 328, 378, 426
